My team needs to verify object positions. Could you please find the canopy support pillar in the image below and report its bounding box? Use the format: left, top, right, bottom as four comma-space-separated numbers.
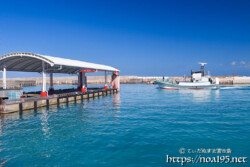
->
49, 73, 54, 92
2, 65, 6, 90
41, 61, 47, 97
78, 70, 82, 89
77, 72, 80, 89
81, 70, 86, 92
104, 71, 108, 89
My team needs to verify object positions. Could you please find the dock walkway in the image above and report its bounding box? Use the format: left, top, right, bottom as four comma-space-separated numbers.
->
0, 88, 118, 114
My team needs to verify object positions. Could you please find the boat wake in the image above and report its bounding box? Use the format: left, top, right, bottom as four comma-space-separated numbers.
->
220, 85, 250, 90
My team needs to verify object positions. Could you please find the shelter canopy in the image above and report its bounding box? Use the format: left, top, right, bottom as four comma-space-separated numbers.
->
0, 52, 119, 74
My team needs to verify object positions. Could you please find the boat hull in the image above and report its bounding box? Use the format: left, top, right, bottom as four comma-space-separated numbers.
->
154, 81, 219, 90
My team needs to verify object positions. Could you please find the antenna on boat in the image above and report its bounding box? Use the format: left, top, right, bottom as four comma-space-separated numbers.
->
199, 62, 207, 66
198, 62, 207, 76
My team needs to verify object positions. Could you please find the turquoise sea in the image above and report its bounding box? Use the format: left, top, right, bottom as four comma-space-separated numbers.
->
0, 84, 249, 166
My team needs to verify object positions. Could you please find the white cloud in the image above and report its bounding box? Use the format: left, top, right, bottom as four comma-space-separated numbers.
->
231, 61, 236, 66
231, 61, 250, 68
240, 61, 246, 65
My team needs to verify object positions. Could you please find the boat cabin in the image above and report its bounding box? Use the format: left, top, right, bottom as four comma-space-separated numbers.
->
191, 63, 212, 83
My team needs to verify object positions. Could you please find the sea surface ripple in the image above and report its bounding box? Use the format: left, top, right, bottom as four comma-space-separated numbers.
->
0, 84, 249, 166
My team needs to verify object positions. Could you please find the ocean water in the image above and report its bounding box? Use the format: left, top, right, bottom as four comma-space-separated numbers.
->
0, 84, 249, 166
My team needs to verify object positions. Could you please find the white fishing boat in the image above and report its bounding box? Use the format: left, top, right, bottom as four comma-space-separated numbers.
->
154, 63, 219, 90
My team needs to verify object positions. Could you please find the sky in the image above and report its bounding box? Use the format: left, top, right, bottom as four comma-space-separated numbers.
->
0, 0, 250, 77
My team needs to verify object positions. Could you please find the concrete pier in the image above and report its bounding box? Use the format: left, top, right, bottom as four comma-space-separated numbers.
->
0, 88, 118, 114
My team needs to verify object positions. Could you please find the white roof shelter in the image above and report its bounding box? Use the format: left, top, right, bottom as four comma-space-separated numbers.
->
0, 52, 119, 96
0, 52, 119, 73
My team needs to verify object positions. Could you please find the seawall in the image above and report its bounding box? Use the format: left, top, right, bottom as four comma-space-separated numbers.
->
0, 75, 249, 88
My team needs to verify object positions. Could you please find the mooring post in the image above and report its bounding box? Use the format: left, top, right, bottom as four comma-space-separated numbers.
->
34, 101, 37, 110
19, 103, 23, 112
46, 99, 49, 108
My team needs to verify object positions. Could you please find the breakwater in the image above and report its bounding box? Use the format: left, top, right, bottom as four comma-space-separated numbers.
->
0, 75, 249, 87
0, 80, 36, 88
